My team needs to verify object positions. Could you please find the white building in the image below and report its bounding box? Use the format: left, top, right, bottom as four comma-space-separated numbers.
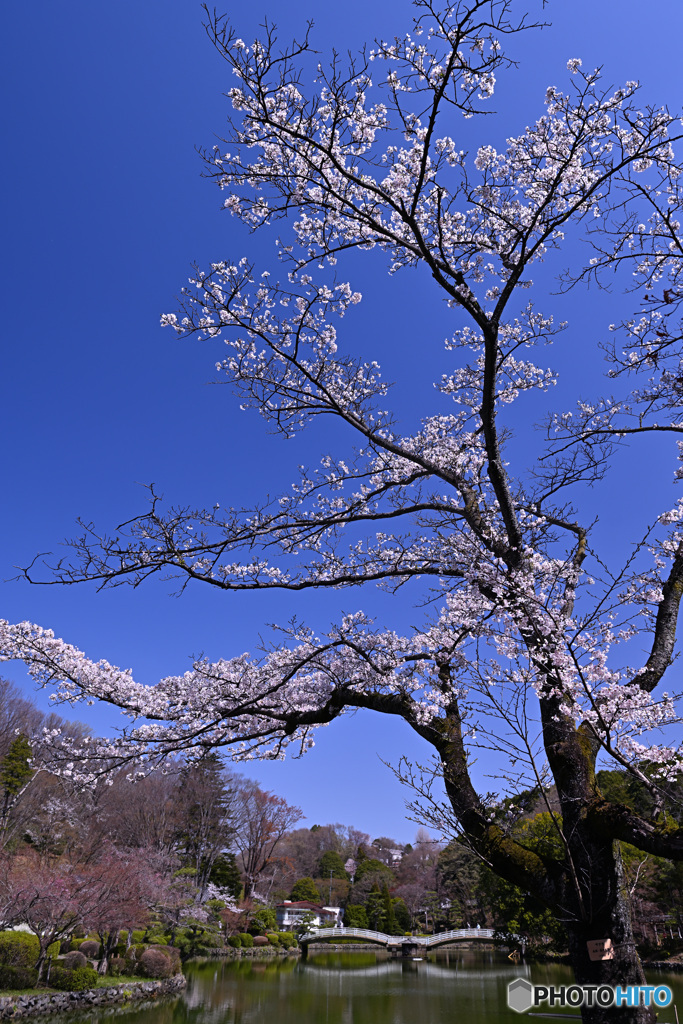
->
275, 901, 341, 929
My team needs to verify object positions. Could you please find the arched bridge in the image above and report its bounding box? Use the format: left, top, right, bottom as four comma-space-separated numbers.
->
300, 926, 501, 952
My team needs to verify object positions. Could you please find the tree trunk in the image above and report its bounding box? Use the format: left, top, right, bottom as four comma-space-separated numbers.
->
97, 930, 118, 975
34, 949, 46, 984
560, 838, 656, 1024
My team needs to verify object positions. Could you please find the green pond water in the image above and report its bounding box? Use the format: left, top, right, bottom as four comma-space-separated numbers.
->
46, 952, 683, 1024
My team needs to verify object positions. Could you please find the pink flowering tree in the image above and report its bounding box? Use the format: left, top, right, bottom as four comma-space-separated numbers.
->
84, 851, 160, 974
3, 2, 683, 1018
1, 854, 136, 981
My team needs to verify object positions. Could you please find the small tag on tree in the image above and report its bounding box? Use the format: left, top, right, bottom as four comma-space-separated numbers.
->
587, 939, 614, 961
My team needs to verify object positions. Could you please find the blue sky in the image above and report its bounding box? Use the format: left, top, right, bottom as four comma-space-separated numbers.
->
2, 0, 682, 842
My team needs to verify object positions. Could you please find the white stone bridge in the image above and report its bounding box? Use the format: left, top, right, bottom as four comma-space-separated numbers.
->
300, 926, 501, 955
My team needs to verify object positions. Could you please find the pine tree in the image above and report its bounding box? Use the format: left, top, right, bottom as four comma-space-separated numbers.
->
0, 734, 33, 832
383, 883, 398, 935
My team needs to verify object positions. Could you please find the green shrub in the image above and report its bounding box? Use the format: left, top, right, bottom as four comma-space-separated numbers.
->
278, 932, 296, 949
248, 907, 277, 934
131, 931, 146, 944
0, 964, 38, 990
239, 933, 253, 948
50, 965, 99, 991
228, 935, 242, 948
125, 944, 147, 964
173, 929, 220, 957
0, 931, 40, 968
108, 957, 126, 977
266, 933, 280, 947
48, 967, 72, 991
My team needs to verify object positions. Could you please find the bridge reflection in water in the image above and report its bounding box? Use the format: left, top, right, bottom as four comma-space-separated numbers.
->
300, 926, 511, 958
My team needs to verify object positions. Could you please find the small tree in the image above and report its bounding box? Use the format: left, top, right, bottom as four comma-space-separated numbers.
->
295, 910, 317, 937
86, 852, 157, 974
0, 854, 138, 981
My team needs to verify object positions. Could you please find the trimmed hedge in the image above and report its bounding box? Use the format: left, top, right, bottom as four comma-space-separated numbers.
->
139, 949, 172, 979
148, 945, 181, 972
62, 951, 88, 970
0, 932, 39, 969
125, 944, 147, 965
50, 965, 99, 991
239, 933, 253, 948
266, 933, 280, 947
0, 964, 38, 990
228, 936, 241, 948
0, 932, 60, 970
108, 957, 126, 977
78, 940, 101, 959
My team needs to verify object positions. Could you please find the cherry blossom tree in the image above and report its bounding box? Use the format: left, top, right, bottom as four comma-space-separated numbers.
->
3, 1, 683, 1018
85, 851, 159, 974
1, 853, 133, 981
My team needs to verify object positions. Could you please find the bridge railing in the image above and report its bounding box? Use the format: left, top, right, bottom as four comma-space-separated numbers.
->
299, 926, 497, 946
424, 928, 494, 945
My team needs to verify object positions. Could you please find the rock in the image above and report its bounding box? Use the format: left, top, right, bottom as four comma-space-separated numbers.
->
0, 974, 187, 1019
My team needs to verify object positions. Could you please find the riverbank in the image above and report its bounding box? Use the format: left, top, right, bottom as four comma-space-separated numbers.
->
202, 947, 300, 959
0, 974, 186, 1019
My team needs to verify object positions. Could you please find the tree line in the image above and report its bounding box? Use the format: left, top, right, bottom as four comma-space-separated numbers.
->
0, 675, 681, 982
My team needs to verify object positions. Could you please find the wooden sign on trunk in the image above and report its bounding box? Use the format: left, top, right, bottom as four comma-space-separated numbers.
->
587, 938, 614, 961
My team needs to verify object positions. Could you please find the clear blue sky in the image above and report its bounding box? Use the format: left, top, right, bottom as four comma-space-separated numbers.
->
2, 0, 682, 842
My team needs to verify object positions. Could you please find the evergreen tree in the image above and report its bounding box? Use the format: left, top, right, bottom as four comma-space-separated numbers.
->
318, 850, 348, 880
392, 899, 411, 933
365, 885, 385, 931
0, 734, 33, 832
175, 753, 236, 892
289, 877, 321, 903
209, 853, 243, 898
344, 905, 368, 928
383, 883, 398, 934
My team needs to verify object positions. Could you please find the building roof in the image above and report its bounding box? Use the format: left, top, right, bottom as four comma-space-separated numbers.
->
276, 901, 338, 914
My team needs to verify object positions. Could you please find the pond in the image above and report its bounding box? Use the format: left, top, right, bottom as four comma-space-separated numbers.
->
43, 951, 683, 1024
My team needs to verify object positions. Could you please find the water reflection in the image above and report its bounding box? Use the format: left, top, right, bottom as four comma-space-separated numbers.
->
27, 952, 683, 1024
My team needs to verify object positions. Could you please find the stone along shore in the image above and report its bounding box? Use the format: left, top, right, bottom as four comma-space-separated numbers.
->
0, 974, 187, 1019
